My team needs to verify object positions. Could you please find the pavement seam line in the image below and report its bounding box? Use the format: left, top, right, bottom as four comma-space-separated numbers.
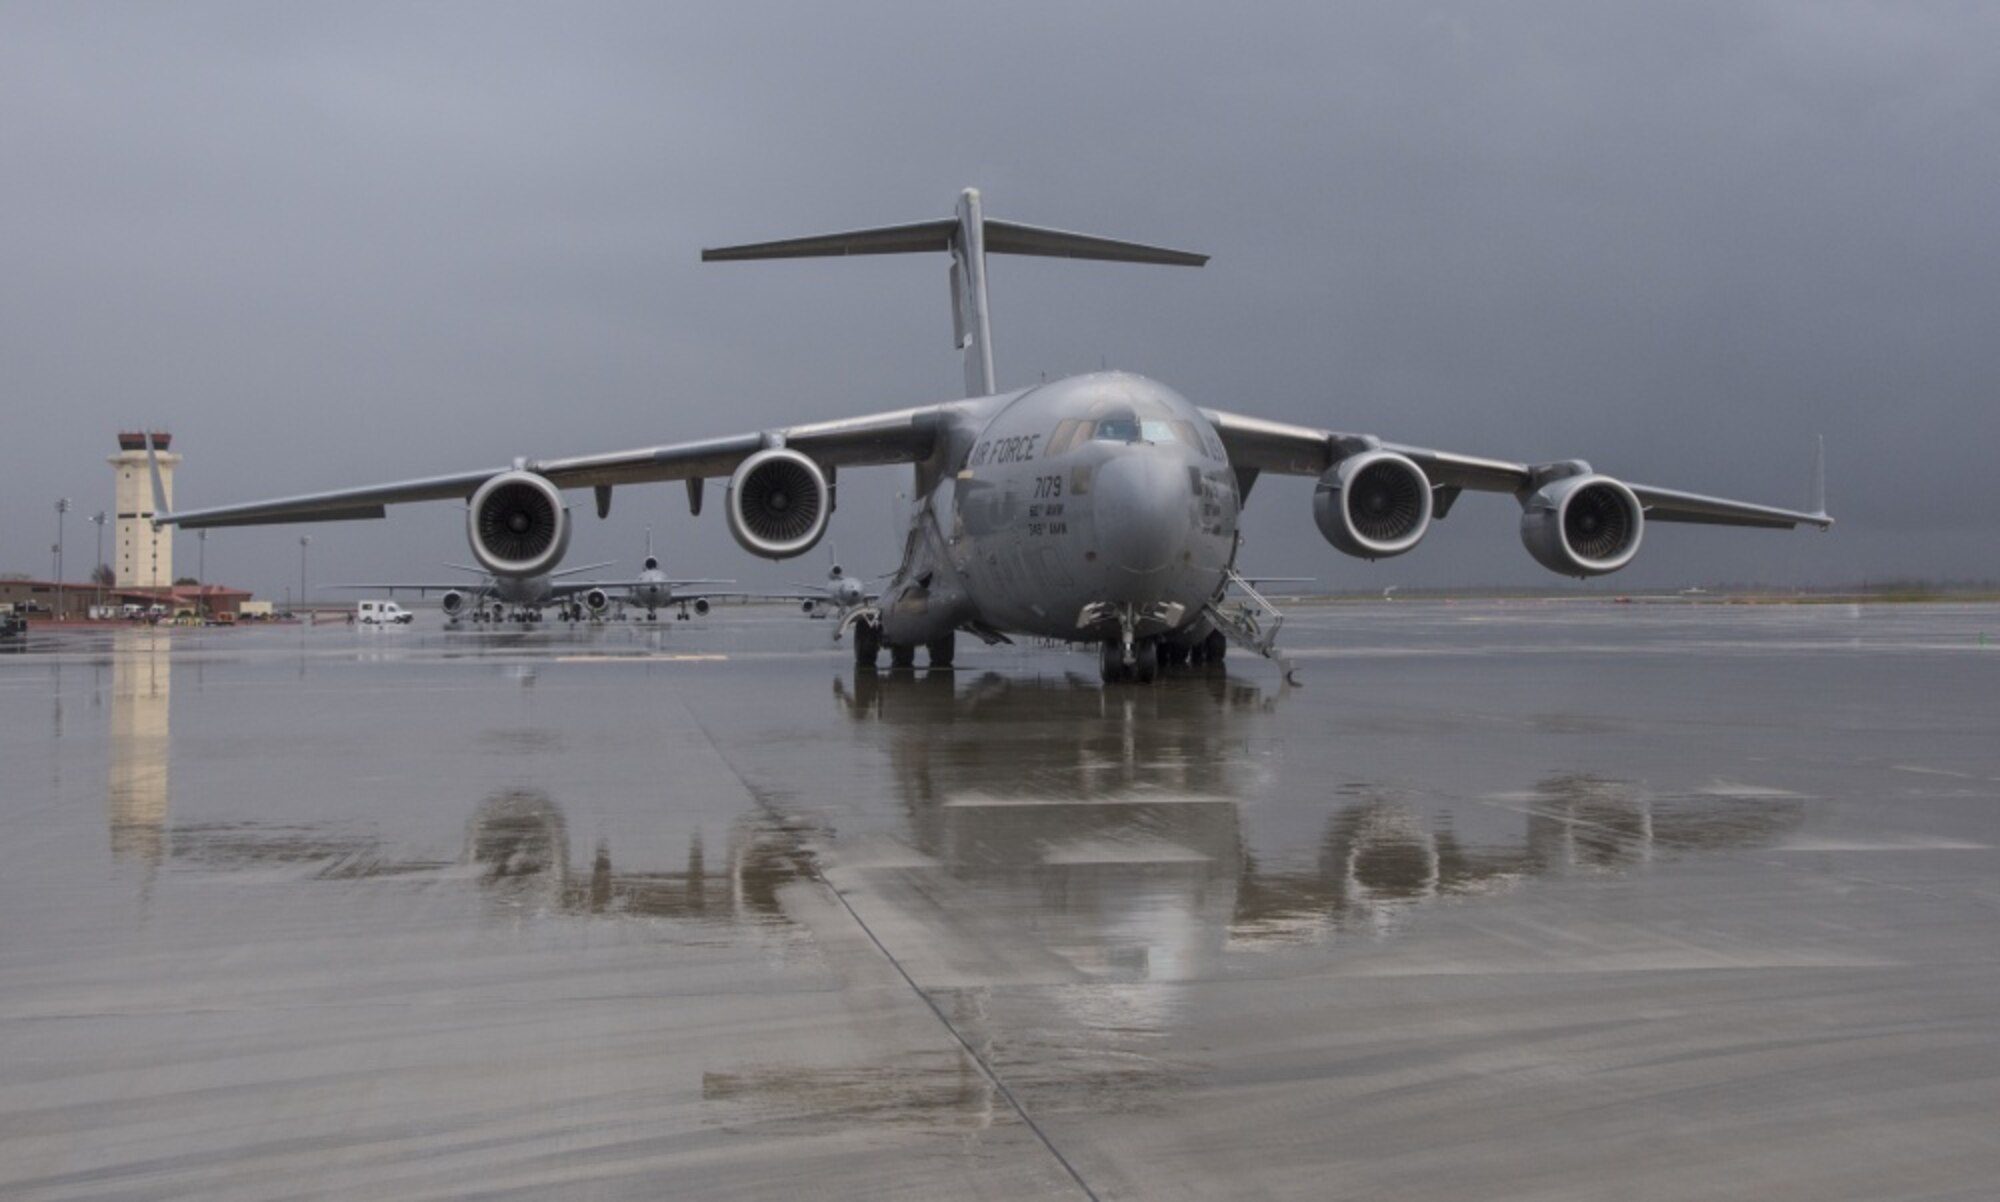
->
680, 694, 1101, 1202
816, 872, 1104, 1202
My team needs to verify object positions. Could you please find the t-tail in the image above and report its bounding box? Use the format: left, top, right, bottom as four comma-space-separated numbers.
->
702, 188, 1207, 398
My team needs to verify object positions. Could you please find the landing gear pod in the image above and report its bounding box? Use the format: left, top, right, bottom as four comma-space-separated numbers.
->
468, 471, 571, 577
1519, 474, 1644, 577
726, 448, 829, 560
1312, 450, 1433, 560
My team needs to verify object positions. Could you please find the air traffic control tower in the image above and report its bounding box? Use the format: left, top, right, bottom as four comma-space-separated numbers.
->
109, 432, 178, 589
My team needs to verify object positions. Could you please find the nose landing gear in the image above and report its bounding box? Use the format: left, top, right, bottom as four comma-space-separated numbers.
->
1099, 637, 1159, 684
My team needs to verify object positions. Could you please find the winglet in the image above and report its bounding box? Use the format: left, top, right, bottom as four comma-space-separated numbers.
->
1809, 434, 1830, 527
144, 433, 172, 528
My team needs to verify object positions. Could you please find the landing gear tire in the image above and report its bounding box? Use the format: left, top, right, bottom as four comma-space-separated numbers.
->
926, 632, 956, 669
1202, 630, 1227, 665
889, 642, 916, 670
1132, 639, 1159, 684
854, 622, 881, 668
1099, 641, 1128, 685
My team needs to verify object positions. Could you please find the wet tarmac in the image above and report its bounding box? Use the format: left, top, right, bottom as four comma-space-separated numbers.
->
3, 601, 1997, 1199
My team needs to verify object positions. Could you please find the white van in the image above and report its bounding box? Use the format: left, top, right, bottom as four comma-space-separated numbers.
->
355, 600, 414, 626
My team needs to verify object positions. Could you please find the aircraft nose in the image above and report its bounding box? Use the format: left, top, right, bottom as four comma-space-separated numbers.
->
1095, 450, 1188, 576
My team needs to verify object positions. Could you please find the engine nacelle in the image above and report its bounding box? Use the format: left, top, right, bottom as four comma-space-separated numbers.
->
726, 448, 829, 560
441, 590, 467, 618
1519, 473, 1644, 577
582, 588, 611, 615
692, 597, 710, 616
468, 471, 571, 577
1312, 451, 1433, 560
802, 599, 819, 615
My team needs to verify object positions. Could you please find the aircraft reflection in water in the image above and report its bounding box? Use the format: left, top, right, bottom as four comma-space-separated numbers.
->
833, 671, 1810, 956
100, 640, 808, 917
107, 783, 814, 929
463, 790, 811, 924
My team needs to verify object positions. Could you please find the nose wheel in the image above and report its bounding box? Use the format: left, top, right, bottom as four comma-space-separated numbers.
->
1099, 638, 1159, 684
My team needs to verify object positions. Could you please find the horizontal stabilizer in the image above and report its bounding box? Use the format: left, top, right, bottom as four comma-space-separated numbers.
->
704, 187, 1207, 396
703, 219, 1206, 267
703, 221, 955, 261
983, 220, 1207, 266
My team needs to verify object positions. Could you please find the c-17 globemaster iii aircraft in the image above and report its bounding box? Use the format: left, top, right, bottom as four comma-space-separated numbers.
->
156, 188, 1831, 682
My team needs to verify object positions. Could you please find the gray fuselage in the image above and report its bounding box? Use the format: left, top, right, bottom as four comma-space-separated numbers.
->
881, 371, 1240, 647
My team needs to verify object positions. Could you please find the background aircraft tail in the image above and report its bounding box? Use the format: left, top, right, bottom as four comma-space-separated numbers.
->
702, 188, 1206, 398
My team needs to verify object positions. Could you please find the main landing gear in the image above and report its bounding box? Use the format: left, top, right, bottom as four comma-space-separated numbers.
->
852, 621, 881, 666
858, 625, 954, 672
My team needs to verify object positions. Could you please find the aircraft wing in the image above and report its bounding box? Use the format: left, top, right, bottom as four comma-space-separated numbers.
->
159, 404, 961, 529
1202, 410, 1833, 531
329, 582, 488, 595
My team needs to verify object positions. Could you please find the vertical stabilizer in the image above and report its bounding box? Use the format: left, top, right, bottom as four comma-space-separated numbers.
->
952, 189, 997, 396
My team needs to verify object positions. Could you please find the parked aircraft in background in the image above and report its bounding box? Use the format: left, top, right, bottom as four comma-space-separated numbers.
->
337, 537, 734, 625
796, 563, 877, 621
157, 188, 1830, 682
618, 529, 736, 620
335, 559, 620, 624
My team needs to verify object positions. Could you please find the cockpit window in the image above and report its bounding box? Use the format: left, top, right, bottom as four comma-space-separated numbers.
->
1091, 417, 1189, 446
1094, 416, 1142, 443
1056, 401, 1199, 452
1046, 418, 1086, 456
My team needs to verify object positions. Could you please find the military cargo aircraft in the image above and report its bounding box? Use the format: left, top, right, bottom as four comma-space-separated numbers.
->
155, 189, 1830, 682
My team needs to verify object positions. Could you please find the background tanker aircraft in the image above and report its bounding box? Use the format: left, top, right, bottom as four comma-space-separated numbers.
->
341, 537, 733, 624
794, 563, 878, 623
158, 188, 1831, 682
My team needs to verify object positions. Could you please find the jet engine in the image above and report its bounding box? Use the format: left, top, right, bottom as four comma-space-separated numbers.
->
468, 471, 571, 577
582, 588, 611, 616
1519, 473, 1644, 577
1312, 450, 1433, 560
726, 448, 829, 560
692, 598, 710, 616
441, 590, 467, 619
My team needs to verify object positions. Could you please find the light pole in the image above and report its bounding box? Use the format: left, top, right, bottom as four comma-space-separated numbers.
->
91, 511, 107, 612
54, 498, 70, 620
299, 535, 311, 617
197, 529, 207, 618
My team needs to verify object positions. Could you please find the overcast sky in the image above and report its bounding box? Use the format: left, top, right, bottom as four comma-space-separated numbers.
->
4, 2, 1994, 600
